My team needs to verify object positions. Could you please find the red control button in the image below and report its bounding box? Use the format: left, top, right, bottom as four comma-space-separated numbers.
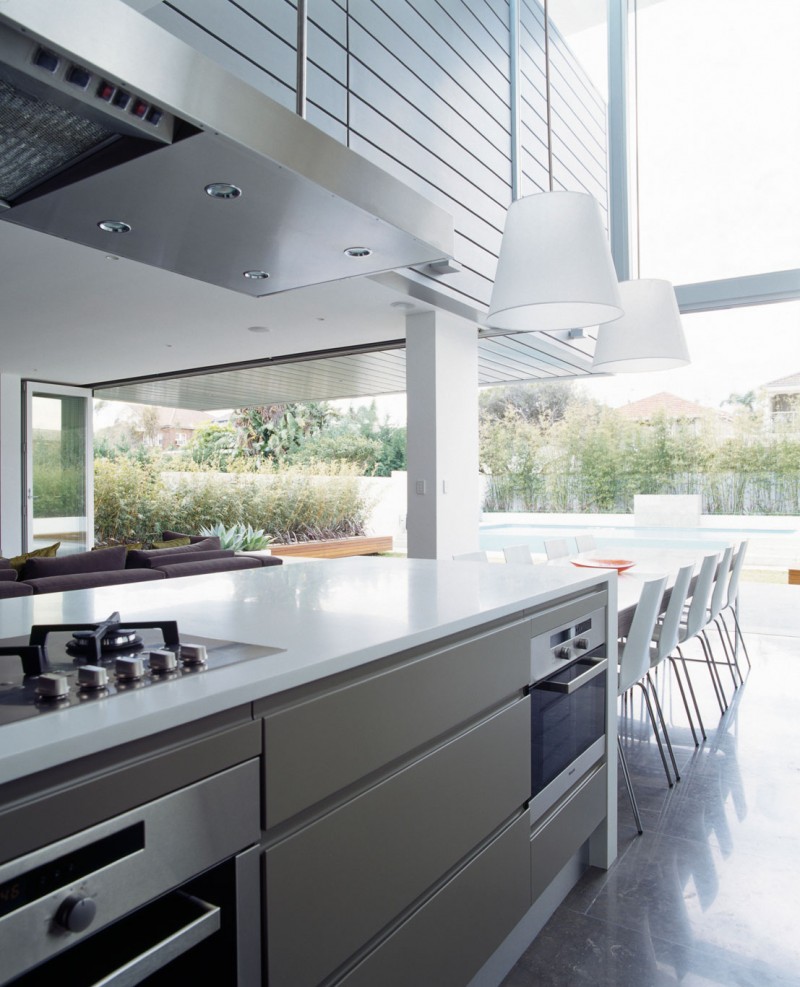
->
131, 99, 149, 119
97, 80, 115, 102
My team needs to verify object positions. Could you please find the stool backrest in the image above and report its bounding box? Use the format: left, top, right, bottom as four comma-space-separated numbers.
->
503, 544, 534, 564
683, 553, 719, 638
653, 564, 694, 663
708, 545, 734, 619
544, 538, 569, 560
619, 576, 667, 695
726, 540, 748, 607
453, 551, 488, 562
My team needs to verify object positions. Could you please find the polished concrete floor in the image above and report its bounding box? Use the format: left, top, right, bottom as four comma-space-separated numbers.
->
503, 584, 800, 987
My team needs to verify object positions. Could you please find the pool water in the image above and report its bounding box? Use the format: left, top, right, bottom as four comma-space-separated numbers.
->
479, 522, 796, 555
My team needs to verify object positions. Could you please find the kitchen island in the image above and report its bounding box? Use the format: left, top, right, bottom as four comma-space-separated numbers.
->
0, 557, 617, 986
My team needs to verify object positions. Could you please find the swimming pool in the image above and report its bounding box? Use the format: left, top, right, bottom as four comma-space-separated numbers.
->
479, 522, 797, 556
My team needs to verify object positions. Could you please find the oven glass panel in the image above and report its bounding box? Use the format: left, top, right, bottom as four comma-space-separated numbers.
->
530, 660, 606, 795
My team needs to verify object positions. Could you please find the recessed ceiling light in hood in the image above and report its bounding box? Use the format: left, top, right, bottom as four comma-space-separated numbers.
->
0, 0, 454, 297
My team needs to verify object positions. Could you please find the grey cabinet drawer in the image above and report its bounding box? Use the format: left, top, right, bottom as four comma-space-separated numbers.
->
264, 696, 531, 987
338, 812, 532, 987
530, 764, 607, 902
261, 619, 530, 828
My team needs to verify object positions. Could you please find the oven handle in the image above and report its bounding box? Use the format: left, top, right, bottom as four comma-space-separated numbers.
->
537, 657, 608, 694
93, 893, 221, 987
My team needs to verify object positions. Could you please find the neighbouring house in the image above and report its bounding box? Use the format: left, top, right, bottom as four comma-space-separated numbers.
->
762, 372, 800, 429
95, 403, 216, 452
615, 392, 730, 436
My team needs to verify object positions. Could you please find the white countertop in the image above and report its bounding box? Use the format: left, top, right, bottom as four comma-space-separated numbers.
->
0, 558, 609, 786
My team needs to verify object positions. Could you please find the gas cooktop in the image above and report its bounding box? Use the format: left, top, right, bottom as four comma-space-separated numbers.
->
0, 612, 284, 724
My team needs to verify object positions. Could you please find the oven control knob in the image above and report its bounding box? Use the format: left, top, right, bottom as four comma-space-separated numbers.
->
36, 673, 69, 701
78, 665, 109, 690
56, 894, 96, 933
115, 656, 145, 681
149, 649, 177, 673
180, 644, 208, 667
556, 647, 572, 660
574, 638, 589, 650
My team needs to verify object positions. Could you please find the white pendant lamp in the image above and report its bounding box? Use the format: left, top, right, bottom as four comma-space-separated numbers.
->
487, 191, 624, 333
487, 0, 622, 334
592, 279, 690, 373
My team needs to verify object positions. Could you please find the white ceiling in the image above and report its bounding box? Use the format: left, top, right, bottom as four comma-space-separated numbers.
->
0, 220, 418, 386
0, 220, 598, 407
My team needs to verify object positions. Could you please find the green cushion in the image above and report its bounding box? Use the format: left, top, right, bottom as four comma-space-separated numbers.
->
7, 542, 60, 573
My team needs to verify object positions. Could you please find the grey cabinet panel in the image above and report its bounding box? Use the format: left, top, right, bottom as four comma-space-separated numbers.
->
530, 764, 607, 901
262, 619, 530, 827
264, 696, 531, 987
338, 813, 531, 987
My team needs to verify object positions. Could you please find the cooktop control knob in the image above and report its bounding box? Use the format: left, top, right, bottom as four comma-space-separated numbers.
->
56, 894, 96, 933
574, 638, 589, 650
180, 644, 208, 667
77, 665, 109, 690
556, 646, 572, 660
149, 649, 177, 673
36, 673, 69, 701
115, 656, 145, 682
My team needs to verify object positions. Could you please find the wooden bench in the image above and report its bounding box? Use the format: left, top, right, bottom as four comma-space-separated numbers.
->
269, 536, 393, 559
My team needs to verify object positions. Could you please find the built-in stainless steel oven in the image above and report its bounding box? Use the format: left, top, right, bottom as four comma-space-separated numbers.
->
0, 759, 261, 986
529, 604, 607, 821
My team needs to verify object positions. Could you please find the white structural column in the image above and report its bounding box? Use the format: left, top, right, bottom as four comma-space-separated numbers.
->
405, 311, 480, 559
0, 374, 23, 557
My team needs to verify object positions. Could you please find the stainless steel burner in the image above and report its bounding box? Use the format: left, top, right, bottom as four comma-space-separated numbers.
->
67, 629, 143, 655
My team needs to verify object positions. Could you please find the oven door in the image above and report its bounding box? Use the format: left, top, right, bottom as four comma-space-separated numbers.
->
529, 655, 607, 821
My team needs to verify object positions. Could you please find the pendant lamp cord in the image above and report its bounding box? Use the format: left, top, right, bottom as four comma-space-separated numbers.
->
544, 0, 554, 191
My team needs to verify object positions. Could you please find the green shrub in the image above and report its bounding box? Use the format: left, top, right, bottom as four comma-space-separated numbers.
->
199, 522, 272, 551
93, 459, 369, 544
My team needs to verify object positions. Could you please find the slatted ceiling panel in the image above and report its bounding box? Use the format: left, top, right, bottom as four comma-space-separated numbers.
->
95, 334, 597, 410
477, 335, 594, 380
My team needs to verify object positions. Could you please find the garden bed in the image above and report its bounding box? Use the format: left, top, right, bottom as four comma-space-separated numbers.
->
268, 536, 393, 559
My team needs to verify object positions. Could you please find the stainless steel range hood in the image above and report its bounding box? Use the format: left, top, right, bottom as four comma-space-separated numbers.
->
0, 0, 453, 296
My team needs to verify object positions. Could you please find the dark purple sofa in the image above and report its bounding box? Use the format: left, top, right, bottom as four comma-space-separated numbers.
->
0, 536, 282, 598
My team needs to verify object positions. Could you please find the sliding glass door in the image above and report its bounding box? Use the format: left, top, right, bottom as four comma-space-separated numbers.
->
24, 383, 93, 554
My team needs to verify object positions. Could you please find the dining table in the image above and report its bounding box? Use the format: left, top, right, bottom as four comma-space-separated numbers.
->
547, 545, 734, 639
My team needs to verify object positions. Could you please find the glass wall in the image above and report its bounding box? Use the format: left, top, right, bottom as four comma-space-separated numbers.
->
632, 0, 800, 284
29, 391, 90, 553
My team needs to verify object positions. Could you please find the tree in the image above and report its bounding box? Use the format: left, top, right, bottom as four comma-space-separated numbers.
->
479, 381, 577, 427
130, 405, 161, 447
232, 403, 334, 462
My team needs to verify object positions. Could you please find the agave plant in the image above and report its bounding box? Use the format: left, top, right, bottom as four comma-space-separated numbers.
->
200, 522, 272, 551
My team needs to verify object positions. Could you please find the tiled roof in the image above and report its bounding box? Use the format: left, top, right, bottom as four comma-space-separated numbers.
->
615, 392, 715, 421
763, 371, 800, 391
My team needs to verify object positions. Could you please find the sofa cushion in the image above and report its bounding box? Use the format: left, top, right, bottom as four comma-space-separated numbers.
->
157, 557, 262, 578
0, 564, 18, 582
7, 542, 60, 573
25, 569, 166, 594
236, 552, 284, 567
150, 536, 192, 550
125, 537, 222, 569
161, 530, 212, 544
0, 580, 33, 598
21, 546, 127, 581
149, 549, 234, 569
